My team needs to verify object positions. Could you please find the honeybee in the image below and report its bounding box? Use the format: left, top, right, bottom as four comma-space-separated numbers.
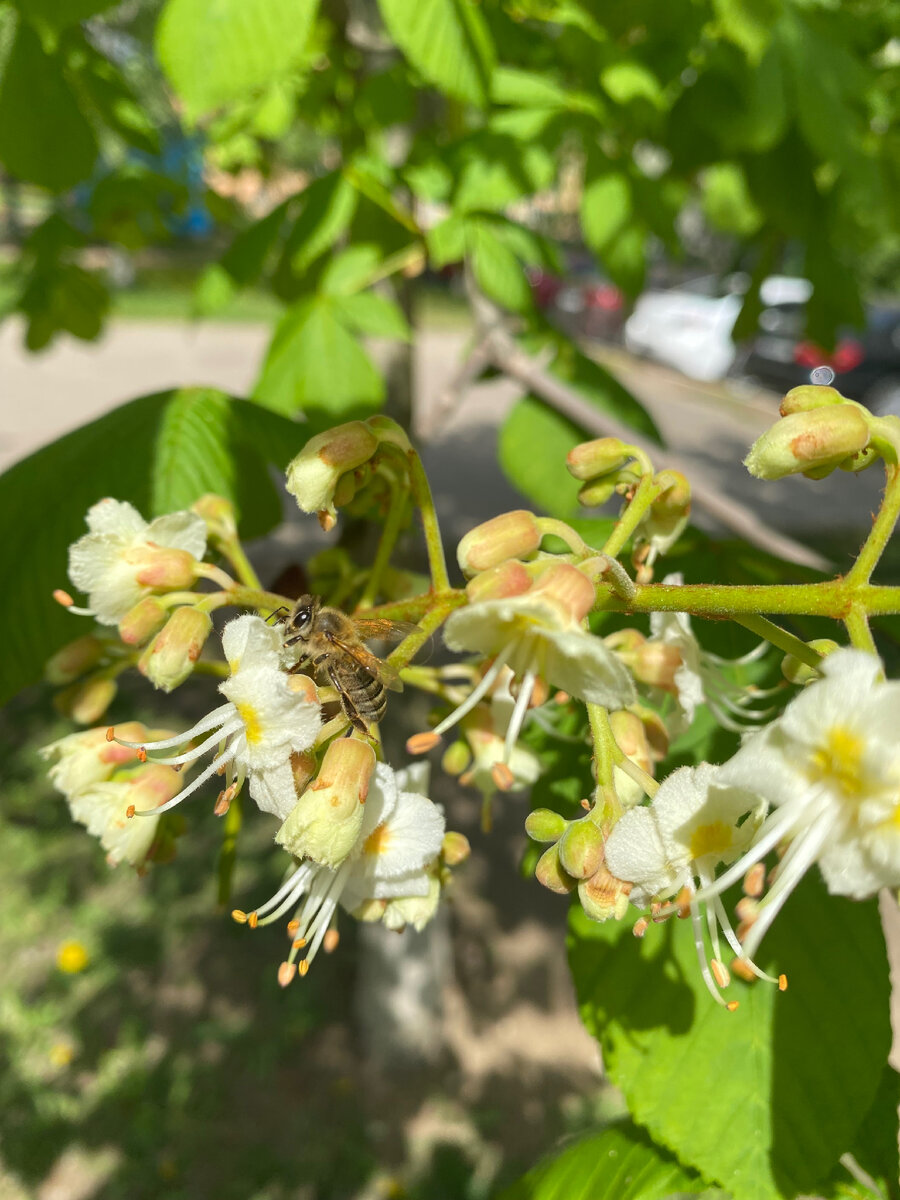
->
281, 595, 416, 733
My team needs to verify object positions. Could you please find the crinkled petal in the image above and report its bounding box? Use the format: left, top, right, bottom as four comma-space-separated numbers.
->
654, 764, 761, 867
70, 781, 159, 866
221, 665, 321, 769
537, 628, 637, 707
146, 511, 207, 560
604, 804, 680, 899
85, 499, 147, 537
818, 831, 896, 899
443, 595, 573, 658
68, 535, 148, 624
359, 763, 399, 839
394, 761, 431, 797
249, 758, 299, 821
221, 614, 284, 672
715, 724, 803, 810
350, 790, 445, 900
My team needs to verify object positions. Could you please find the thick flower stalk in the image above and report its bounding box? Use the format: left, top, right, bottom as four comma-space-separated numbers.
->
114, 615, 321, 821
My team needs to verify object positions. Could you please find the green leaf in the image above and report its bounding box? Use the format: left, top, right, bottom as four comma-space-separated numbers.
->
712, 0, 779, 64
499, 398, 587, 519
253, 296, 384, 417
0, 22, 97, 190
282, 170, 358, 279
0, 390, 302, 704
581, 171, 632, 254
426, 214, 467, 267
338, 292, 411, 340
498, 1122, 707, 1200
377, 0, 495, 108
824, 1064, 900, 1200
13, 0, 118, 36
320, 245, 381, 296
452, 131, 555, 214
600, 60, 663, 107
569, 872, 893, 1200
490, 65, 603, 118
156, 0, 319, 120
701, 163, 763, 237
468, 220, 532, 313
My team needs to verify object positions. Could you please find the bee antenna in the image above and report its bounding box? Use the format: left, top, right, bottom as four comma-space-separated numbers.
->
266, 606, 290, 625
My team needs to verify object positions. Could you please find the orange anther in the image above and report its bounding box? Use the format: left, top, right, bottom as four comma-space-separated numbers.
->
247, 912, 258, 929
125, 805, 136, 819
323, 929, 340, 954
213, 794, 230, 817
277, 962, 296, 988
632, 917, 649, 938
730, 958, 756, 984
106, 727, 115, 742
286, 919, 300, 936
580, 798, 591, 810
406, 731, 441, 755
231, 909, 248, 924
298, 959, 310, 977
675, 886, 692, 918
726, 1000, 740, 1013
491, 762, 514, 791
292, 938, 306, 950
743, 862, 766, 898
554, 691, 569, 704
711, 959, 730, 989
53, 589, 74, 607
778, 974, 788, 992
137, 748, 147, 763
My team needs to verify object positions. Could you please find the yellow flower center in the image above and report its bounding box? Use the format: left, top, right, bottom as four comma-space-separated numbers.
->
363, 822, 391, 857
57, 941, 89, 974
808, 725, 864, 798
236, 702, 262, 745
689, 820, 734, 861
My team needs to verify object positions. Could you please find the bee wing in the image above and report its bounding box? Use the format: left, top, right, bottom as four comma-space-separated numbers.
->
353, 617, 433, 666
327, 636, 404, 692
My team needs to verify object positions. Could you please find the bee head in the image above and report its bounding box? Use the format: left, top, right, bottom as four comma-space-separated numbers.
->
285, 594, 321, 645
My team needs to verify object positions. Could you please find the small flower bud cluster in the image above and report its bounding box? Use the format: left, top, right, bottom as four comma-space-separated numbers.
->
527, 805, 632, 921
285, 416, 412, 531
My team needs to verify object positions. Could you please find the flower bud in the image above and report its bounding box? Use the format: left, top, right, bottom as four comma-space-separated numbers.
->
55, 677, 118, 725
578, 864, 632, 923
45, 635, 105, 684
465, 559, 533, 603
577, 477, 618, 507
781, 638, 839, 685
530, 561, 595, 623
566, 437, 632, 481
609, 709, 655, 808
441, 740, 472, 776
456, 510, 542, 577
132, 545, 199, 589
118, 596, 169, 646
525, 807, 568, 844
633, 640, 682, 692
364, 414, 411, 451
276, 738, 375, 868
744, 407, 870, 481
535, 843, 577, 894
191, 493, 238, 542
558, 817, 606, 879
441, 830, 471, 866
138, 607, 213, 692
285, 422, 380, 522
779, 384, 846, 416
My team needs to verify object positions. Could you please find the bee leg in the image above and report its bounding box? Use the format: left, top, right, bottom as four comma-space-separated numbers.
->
266, 606, 291, 625
326, 665, 369, 734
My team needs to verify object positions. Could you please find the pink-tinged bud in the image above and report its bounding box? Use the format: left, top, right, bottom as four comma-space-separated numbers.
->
465, 559, 533, 603
566, 437, 632, 481
578, 865, 632, 923
530, 562, 595, 623
633, 640, 682, 692
118, 596, 169, 646
779, 384, 846, 416
535, 843, 577, 894
191, 494, 238, 542
441, 830, 471, 866
457, 510, 542, 577
781, 638, 839, 685
55, 677, 118, 725
744, 407, 870, 481
138, 607, 213, 692
558, 817, 606, 879
45, 635, 105, 684
290, 749, 318, 794
127, 762, 184, 810
525, 807, 568, 844
276, 738, 375, 868
285, 422, 379, 519
609, 709, 655, 807
630, 705, 669, 762
133, 546, 198, 589
604, 628, 647, 656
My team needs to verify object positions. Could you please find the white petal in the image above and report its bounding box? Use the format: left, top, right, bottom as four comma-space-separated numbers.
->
715, 724, 803, 810
359, 763, 399, 839
85, 499, 146, 537
146, 511, 207, 559
221, 665, 321, 768
604, 804, 680, 898
368, 868, 432, 900
68, 536, 147, 624
221, 614, 284, 671
249, 759, 299, 821
351, 791, 445, 901
443, 595, 569, 657
538, 628, 637, 707
393, 761, 431, 797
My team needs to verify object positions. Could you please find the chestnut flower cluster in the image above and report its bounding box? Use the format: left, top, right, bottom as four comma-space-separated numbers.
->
41, 389, 900, 1007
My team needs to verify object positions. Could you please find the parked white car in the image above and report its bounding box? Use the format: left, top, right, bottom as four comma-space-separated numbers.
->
624, 275, 812, 383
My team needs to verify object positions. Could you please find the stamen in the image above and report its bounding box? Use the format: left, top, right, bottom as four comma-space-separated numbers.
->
430, 647, 513, 738
504, 669, 536, 764
407, 731, 441, 755
232, 909, 248, 924
106, 727, 115, 742
743, 863, 766, 898
126, 805, 135, 819
53, 589, 74, 606
491, 762, 514, 791
254, 863, 315, 925
140, 719, 243, 767
711, 959, 730, 988
633, 917, 649, 938
137, 748, 147, 763
323, 929, 340, 953
286, 919, 300, 936
726, 1000, 740, 1012
131, 745, 238, 816
213, 793, 231, 817
248, 912, 258, 928
778, 974, 788, 992
277, 962, 296, 988
298, 960, 310, 977
292, 938, 306, 950
115, 703, 236, 751
580, 798, 590, 810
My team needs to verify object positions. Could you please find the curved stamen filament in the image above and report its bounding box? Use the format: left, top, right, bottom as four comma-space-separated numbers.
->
504, 669, 536, 764
132, 746, 236, 816
114, 703, 235, 751
431, 647, 513, 738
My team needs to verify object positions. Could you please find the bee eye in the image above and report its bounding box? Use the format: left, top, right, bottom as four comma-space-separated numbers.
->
296, 609, 310, 627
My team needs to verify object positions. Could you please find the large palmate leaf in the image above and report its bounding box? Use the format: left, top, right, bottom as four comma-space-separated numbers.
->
377, 0, 495, 108
156, 0, 319, 120
568, 873, 893, 1200
499, 1122, 709, 1200
0, 390, 304, 704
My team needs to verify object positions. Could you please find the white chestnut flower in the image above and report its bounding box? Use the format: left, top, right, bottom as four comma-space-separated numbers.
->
68, 763, 184, 867
695, 649, 900, 960
237, 762, 446, 984
115, 615, 321, 822
67, 499, 208, 625
604, 763, 771, 1005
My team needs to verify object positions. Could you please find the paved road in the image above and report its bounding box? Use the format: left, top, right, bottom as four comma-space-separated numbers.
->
0, 318, 884, 559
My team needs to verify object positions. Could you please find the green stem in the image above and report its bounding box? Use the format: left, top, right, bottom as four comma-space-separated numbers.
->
587, 703, 617, 789
381, 443, 450, 592
217, 792, 243, 907
387, 600, 456, 674
361, 589, 466, 624
847, 463, 900, 585
357, 483, 408, 609
220, 536, 264, 590
225, 585, 294, 615
536, 517, 592, 557
602, 475, 664, 560
844, 606, 878, 654
732, 615, 822, 670
598, 579, 900, 617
